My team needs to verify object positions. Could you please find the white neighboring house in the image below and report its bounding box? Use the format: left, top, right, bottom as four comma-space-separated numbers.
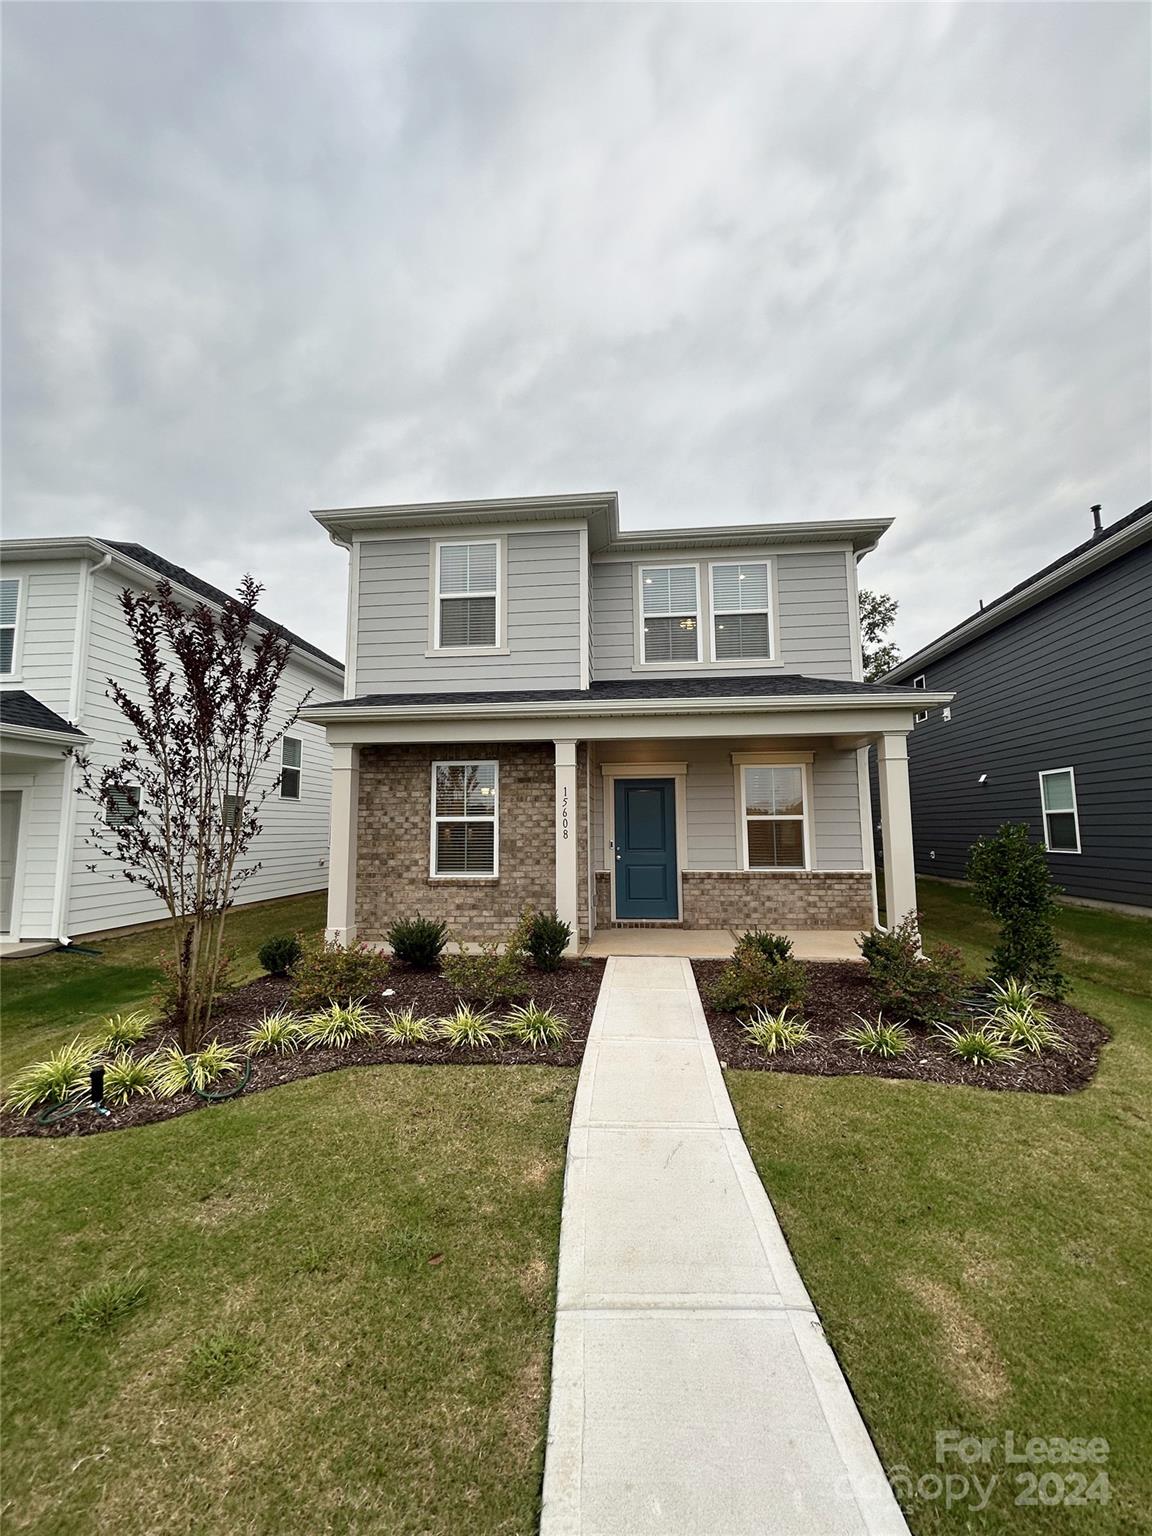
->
0, 538, 343, 946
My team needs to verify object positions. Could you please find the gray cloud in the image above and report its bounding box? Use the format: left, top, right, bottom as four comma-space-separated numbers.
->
3, 1, 1148, 665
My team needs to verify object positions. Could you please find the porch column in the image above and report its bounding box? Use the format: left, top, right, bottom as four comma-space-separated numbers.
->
875, 732, 917, 930
553, 739, 580, 954
326, 743, 360, 946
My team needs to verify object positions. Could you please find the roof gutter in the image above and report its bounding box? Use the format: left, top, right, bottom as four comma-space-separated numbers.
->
0, 721, 92, 748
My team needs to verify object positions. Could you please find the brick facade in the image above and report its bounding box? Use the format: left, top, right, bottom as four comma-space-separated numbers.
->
356, 741, 590, 944
595, 869, 872, 930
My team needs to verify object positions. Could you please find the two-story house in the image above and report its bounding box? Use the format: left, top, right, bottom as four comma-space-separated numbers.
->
0, 538, 343, 948
302, 493, 946, 953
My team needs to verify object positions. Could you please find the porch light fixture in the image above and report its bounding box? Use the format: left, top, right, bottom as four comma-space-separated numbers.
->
978, 774, 988, 785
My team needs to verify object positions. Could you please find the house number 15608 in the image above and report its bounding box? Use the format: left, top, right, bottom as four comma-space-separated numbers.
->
561, 786, 570, 840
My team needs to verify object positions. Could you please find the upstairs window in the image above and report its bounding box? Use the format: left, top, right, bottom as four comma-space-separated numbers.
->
436, 541, 499, 648
432, 761, 498, 875
913, 675, 928, 723
1039, 768, 1081, 854
741, 764, 808, 870
640, 565, 699, 663
711, 561, 771, 661
280, 737, 302, 799
105, 785, 141, 827
0, 578, 20, 675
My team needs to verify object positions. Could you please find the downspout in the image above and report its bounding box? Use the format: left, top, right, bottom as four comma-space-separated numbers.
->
50, 551, 111, 944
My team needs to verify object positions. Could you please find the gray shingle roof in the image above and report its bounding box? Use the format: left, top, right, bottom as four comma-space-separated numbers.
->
0, 690, 87, 737
315, 672, 915, 711
102, 541, 343, 672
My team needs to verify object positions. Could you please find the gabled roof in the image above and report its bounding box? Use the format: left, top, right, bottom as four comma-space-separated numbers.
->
0, 690, 88, 739
886, 499, 1152, 682
311, 492, 892, 558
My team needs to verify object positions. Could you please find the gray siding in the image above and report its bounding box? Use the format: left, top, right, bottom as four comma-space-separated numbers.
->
356, 529, 583, 694
590, 738, 864, 872
890, 539, 1152, 908
591, 550, 855, 683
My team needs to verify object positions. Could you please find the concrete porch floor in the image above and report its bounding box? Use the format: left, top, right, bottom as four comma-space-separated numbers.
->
0, 940, 58, 961
581, 928, 863, 961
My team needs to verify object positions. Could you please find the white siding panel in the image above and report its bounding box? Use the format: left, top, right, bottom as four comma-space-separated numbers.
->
0, 758, 67, 938
0, 559, 84, 716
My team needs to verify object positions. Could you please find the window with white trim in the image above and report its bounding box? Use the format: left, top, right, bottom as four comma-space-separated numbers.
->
711, 561, 771, 661
741, 764, 807, 869
280, 736, 302, 799
432, 760, 498, 875
913, 674, 928, 723
436, 541, 499, 648
105, 784, 141, 827
0, 578, 20, 675
640, 565, 699, 663
1039, 768, 1081, 854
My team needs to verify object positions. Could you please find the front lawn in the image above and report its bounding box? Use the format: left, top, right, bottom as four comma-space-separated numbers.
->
728, 882, 1151, 1534
1, 1064, 574, 1535
1, 892, 326, 1078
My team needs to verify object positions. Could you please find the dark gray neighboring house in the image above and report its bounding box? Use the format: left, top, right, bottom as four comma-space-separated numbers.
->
878, 500, 1152, 912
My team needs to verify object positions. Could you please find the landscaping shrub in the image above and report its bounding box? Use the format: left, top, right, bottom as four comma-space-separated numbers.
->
857, 914, 967, 1024
4, 1038, 94, 1114
441, 943, 529, 1004
379, 1005, 437, 1044
97, 1010, 153, 1049
386, 913, 448, 968
437, 1004, 505, 1048
290, 940, 390, 1011
64, 1277, 147, 1336
153, 1040, 247, 1098
258, 934, 302, 977
503, 1000, 570, 1048
101, 1051, 160, 1103
741, 1007, 811, 1054
978, 1004, 1065, 1055
517, 910, 572, 971
245, 1009, 304, 1056
935, 1023, 1022, 1064
967, 822, 1066, 998
986, 977, 1052, 1022
838, 1013, 912, 1059
735, 929, 794, 965
707, 952, 808, 1016
299, 1000, 379, 1049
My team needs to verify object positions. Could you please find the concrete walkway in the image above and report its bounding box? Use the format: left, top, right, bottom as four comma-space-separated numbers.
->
540, 957, 909, 1536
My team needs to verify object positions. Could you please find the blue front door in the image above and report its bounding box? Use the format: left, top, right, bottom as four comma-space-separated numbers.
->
614, 778, 678, 919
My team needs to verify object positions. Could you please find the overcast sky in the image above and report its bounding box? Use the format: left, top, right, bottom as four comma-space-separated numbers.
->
3, 2, 1149, 668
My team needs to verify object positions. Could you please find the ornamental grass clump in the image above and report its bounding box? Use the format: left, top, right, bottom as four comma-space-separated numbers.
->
245, 1009, 305, 1056
299, 1000, 379, 1049
838, 1013, 913, 1059
935, 1023, 1023, 1065
502, 1001, 570, 1049
153, 1040, 248, 1098
980, 1005, 1066, 1055
986, 977, 1052, 1021
437, 1004, 505, 1049
740, 1007, 812, 1054
4, 1038, 95, 1114
101, 1050, 160, 1103
379, 1005, 437, 1044
97, 1010, 153, 1049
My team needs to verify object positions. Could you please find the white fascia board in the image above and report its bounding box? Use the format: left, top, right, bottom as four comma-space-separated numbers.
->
0, 722, 92, 749
602, 517, 892, 558
885, 510, 1152, 681
312, 493, 619, 549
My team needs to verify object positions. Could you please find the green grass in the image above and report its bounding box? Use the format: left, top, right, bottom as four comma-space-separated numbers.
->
729, 881, 1152, 1534
1, 892, 326, 1078
1, 1065, 574, 1535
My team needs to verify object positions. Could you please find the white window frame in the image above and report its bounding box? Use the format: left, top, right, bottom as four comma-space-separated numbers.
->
1039, 767, 1082, 855
708, 559, 774, 665
105, 783, 142, 828
0, 576, 23, 679
429, 759, 500, 879
734, 756, 813, 872
636, 562, 702, 667
432, 538, 503, 654
913, 674, 928, 723
280, 736, 302, 800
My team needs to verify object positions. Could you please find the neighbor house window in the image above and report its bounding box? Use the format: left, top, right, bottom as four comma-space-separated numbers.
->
913, 675, 928, 723
640, 565, 699, 663
105, 785, 141, 827
711, 561, 771, 661
436, 541, 499, 648
741, 764, 808, 869
1039, 768, 1081, 854
0, 578, 20, 675
432, 760, 498, 875
280, 737, 302, 799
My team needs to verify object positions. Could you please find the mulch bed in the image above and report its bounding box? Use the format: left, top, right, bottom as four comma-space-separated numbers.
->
692, 960, 1109, 1094
2, 958, 606, 1139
